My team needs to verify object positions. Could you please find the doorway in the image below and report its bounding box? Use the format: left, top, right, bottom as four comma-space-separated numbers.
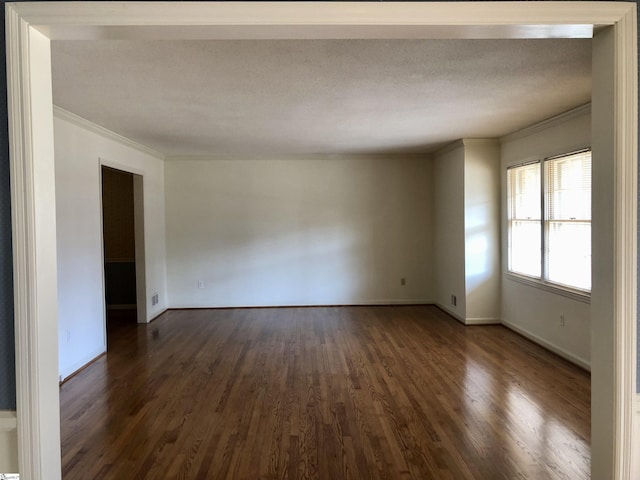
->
100, 164, 147, 336
101, 166, 138, 335
4, 3, 636, 480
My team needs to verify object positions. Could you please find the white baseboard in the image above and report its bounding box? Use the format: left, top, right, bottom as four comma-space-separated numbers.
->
465, 317, 501, 325
435, 304, 501, 325
169, 300, 436, 309
59, 346, 106, 381
434, 303, 466, 323
359, 299, 435, 306
148, 308, 168, 323
501, 318, 590, 371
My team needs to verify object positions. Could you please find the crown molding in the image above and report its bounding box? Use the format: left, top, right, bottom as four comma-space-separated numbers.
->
501, 103, 592, 144
433, 139, 465, 157
166, 152, 432, 162
53, 106, 165, 161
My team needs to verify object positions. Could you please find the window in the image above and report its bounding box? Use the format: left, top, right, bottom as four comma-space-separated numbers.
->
507, 150, 591, 293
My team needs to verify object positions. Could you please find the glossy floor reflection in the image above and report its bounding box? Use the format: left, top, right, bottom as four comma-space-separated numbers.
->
60, 306, 590, 479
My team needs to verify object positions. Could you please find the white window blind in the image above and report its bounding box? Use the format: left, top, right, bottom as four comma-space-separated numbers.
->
507, 150, 591, 293
544, 151, 592, 291
507, 162, 541, 277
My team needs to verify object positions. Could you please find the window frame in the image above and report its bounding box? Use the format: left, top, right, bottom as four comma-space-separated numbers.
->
506, 148, 592, 300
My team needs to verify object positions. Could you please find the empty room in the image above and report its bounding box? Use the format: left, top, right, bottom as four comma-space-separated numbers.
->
52, 37, 594, 479
2, 2, 638, 480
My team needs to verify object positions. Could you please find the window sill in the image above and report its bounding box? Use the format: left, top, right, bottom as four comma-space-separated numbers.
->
505, 272, 591, 304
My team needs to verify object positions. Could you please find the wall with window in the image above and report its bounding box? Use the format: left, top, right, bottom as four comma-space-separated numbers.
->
500, 105, 591, 369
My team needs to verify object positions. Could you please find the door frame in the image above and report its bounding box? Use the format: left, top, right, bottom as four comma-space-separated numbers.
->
5, 2, 637, 479
99, 160, 148, 328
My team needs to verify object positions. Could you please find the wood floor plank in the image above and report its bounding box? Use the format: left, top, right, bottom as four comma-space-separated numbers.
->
61, 306, 590, 479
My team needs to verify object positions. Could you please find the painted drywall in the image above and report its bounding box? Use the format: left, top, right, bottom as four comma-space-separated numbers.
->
433, 144, 466, 319
500, 106, 591, 369
54, 110, 168, 380
0, 412, 17, 473
433, 139, 501, 324
165, 155, 434, 307
464, 140, 501, 322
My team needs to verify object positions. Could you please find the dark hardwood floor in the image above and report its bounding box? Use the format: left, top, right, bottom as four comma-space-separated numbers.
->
60, 306, 590, 479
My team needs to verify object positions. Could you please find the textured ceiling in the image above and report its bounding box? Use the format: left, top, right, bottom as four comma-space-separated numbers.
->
51, 39, 591, 157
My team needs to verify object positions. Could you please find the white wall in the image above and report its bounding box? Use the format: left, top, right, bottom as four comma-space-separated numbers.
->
54, 109, 168, 380
433, 144, 466, 319
500, 105, 591, 369
165, 155, 434, 307
433, 139, 501, 324
464, 139, 501, 322
0, 412, 17, 472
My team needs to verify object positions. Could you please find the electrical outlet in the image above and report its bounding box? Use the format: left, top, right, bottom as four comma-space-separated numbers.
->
152, 293, 159, 306
197, 280, 205, 289
400, 277, 406, 286
66, 329, 71, 343
451, 294, 457, 307
560, 314, 565, 327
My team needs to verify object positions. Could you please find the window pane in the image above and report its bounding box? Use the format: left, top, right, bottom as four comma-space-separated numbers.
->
546, 221, 591, 291
546, 151, 591, 221
509, 163, 541, 221
507, 163, 541, 277
509, 220, 541, 277
545, 151, 591, 291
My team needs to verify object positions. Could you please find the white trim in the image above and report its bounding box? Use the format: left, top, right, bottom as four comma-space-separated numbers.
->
98, 159, 149, 324
54, 106, 165, 160
59, 346, 106, 382
505, 273, 591, 303
501, 318, 591, 371
465, 317, 501, 325
501, 103, 592, 143
99, 157, 145, 177
435, 303, 501, 326
435, 138, 500, 157
433, 139, 465, 157
611, 7, 638, 479
435, 303, 466, 324
4, 3, 636, 480
501, 318, 591, 372
166, 152, 432, 162
6, 7, 62, 480
169, 300, 437, 309
13, 2, 602, 40
0, 412, 17, 432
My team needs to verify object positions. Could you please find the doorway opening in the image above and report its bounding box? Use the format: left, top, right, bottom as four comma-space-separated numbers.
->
4, 3, 636, 479
100, 165, 147, 343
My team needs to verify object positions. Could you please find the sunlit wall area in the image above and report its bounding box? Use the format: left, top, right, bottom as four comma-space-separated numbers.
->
433, 139, 501, 324
500, 105, 591, 369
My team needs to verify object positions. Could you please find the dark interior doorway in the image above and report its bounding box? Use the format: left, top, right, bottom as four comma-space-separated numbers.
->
101, 166, 138, 332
